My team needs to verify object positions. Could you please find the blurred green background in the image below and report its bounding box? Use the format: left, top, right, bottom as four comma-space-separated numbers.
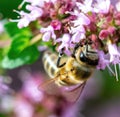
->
0, 0, 22, 19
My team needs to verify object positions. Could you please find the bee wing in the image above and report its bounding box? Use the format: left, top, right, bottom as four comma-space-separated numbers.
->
39, 77, 86, 102
61, 82, 86, 103
38, 76, 62, 96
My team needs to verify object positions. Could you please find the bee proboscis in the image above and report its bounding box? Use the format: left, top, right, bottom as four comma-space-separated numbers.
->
39, 43, 99, 102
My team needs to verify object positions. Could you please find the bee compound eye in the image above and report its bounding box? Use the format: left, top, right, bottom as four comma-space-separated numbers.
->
79, 52, 87, 62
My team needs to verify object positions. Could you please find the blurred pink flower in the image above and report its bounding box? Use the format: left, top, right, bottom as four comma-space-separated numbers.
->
22, 77, 44, 102
0, 77, 10, 96
14, 97, 34, 117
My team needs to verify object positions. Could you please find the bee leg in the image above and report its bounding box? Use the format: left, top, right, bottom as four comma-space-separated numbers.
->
57, 50, 66, 68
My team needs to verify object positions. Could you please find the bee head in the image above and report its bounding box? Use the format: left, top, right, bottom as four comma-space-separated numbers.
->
75, 45, 99, 66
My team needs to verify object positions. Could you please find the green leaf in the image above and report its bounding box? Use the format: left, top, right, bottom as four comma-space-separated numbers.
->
0, 113, 7, 117
4, 22, 32, 38
8, 35, 30, 58
2, 46, 40, 69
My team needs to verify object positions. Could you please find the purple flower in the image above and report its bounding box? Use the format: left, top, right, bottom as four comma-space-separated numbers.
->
70, 13, 90, 42
97, 51, 109, 70
56, 33, 74, 55
29, 0, 45, 7
108, 43, 120, 64
19, 0, 57, 8
11, 10, 33, 28
19, 0, 44, 8
71, 26, 85, 43
76, 0, 93, 13
12, 4, 43, 28
72, 13, 90, 26
94, 0, 111, 14
26, 5, 43, 20
17, 14, 32, 28
40, 25, 56, 41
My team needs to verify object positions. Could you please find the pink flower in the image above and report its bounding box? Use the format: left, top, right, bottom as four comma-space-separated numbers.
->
40, 25, 56, 41
56, 33, 74, 55
94, 0, 111, 14
50, 20, 62, 30
108, 43, 120, 64
99, 29, 109, 40
26, 5, 43, 20
22, 77, 44, 102
70, 13, 90, 42
17, 14, 32, 28
107, 26, 116, 34
11, 11, 32, 28
72, 13, 90, 26
97, 51, 109, 70
19, 0, 57, 8
76, 0, 93, 13
71, 26, 85, 43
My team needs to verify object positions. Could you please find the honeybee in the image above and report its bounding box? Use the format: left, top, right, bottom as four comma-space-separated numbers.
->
39, 43, 99, 102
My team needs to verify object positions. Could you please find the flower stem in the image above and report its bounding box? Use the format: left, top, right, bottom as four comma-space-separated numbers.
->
30, 33, 42, 45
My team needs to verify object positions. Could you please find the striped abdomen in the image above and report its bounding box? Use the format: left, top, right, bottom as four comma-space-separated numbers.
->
42, 51, 59, 78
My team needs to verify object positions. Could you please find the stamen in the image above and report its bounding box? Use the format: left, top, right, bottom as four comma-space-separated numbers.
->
9, 19, 19, 22
114, 64, 119, 81
107, 65, 116, 76
18, 0, 25, 9
13, 9, 21, 15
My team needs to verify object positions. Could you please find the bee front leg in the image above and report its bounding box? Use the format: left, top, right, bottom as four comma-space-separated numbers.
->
57, 50, 66, 68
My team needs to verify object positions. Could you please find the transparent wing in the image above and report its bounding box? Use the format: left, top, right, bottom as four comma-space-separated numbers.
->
38, 76, 86, 102
38, 76, 62, 96
61, 82, 86, 103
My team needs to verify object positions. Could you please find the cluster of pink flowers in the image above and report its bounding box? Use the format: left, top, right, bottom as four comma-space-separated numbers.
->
14, 0, 120, 76
0, 71, 76, 117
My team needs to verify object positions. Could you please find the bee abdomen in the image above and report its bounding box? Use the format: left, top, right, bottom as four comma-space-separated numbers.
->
42, 51, 59, 78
